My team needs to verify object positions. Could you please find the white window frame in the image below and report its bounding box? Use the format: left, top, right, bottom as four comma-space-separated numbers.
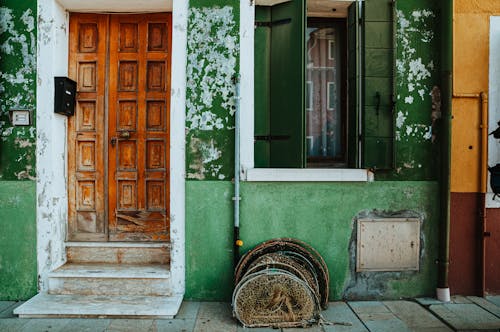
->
240, 1, 370, 182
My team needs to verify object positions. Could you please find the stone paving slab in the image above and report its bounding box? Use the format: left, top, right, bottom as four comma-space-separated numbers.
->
429, 303, 500, 331
176, 301, 201, 320
0, 302, 24, 318
321, 302, 368, 332
415, 297, 446, 306
106, 319, 156, 332
0, 318, 30, 332
194, 302, 237, 332
468, 296, 500, 318
349, 301, 411, 332
18, 318, 73, 332
0, 302, 16, 313
487, 296, 500, 307
157, 318, 197, 332
65, 318, 111, 332
383, 301, 452, 331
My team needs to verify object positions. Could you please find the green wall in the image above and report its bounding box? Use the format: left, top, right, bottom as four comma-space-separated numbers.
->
0, 0, 445, 302
0, 1, 37, 300
0, 181, 37, 300
184, 0, 443, 301
186, 181, 439, 301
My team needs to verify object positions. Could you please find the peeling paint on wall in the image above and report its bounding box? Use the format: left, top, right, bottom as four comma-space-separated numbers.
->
186, 5, 239, 180
395, 8, 435, 143
0, 5, 36, 180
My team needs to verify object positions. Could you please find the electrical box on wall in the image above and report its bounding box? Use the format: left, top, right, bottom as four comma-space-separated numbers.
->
54, 77, 76, 116
9, 109, 31, 126
356, 218, 421, 272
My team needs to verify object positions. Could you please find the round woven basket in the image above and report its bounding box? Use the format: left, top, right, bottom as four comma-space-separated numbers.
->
233, 238, 329, 328
232, 269, 320, 328
234, 238, 329, 309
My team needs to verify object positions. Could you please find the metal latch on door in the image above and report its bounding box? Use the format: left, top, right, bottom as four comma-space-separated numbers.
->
111, 131, 131, 146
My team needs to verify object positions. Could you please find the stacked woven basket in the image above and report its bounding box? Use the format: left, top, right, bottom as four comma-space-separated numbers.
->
232, 238, 329, 328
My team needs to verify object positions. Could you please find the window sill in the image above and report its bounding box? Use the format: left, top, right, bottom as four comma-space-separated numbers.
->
244, 168, 374, 182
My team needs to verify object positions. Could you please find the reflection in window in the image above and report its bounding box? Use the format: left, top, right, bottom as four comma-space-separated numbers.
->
306, 21, 344, 166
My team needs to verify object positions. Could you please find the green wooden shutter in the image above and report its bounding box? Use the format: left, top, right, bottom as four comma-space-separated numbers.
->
269, 0, 305, 168
254, 6, 272, 167
254, 0, 305, 168
361, 0, 395, 170
347, 2, 360, 168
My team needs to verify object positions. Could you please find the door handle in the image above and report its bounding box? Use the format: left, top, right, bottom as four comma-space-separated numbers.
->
110, 131, 131, 147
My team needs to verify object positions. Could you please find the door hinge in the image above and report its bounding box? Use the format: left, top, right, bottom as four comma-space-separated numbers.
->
255, 18, 292, 28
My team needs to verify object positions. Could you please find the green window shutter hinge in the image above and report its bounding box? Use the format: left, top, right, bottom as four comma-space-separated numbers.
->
255, 18, 292, 28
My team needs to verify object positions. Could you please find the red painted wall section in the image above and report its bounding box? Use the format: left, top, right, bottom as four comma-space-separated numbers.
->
486, 209, 500, 294
449, 193, 481, 295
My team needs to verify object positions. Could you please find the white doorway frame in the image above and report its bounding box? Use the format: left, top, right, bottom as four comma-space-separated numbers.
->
35, 0, 186, 296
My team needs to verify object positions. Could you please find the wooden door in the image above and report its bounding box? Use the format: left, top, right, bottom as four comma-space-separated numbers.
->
68, 13, 171, 242
108, 14, 171, 241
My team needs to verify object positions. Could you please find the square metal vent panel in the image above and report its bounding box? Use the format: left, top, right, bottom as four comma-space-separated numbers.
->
356, 218, 420, 272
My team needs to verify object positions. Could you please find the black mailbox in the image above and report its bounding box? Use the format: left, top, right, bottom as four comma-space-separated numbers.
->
54, 77, 76, 116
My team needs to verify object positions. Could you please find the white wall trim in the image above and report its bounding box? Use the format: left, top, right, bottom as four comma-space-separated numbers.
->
36, 0, 186, 296
246, 168, 373, 182
56, 0, 172, 12
36, 0, 70, 291
240, 0, 255, 175
488, 16, 500, 208
170, 0, 187, 296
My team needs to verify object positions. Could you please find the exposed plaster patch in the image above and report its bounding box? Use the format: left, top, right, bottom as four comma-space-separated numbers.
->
187, 137, 225, 180
396, 111, 406, 129
395, 9, 436, 143
404, 96, 414, 104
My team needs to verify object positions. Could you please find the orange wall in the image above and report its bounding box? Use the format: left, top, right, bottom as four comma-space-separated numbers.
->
452, 0, 500, 192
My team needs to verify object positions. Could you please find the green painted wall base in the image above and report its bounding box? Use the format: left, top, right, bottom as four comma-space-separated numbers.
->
0, 181, 37, 300
186, 180, 439, 301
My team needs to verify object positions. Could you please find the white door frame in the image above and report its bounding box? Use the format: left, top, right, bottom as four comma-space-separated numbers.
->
35, 0, 186, 296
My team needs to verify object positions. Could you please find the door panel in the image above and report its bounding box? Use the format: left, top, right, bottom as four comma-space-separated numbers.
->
108, 14, 171, 241
68, 14, 108, 241
68, 13, 171, 242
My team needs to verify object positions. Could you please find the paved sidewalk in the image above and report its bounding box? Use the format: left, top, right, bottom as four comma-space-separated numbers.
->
1, 296, 499, 331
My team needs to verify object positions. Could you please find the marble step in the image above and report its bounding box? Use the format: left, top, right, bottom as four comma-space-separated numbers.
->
66, 242, 170, 265
48, 263, 171, 296
14, 293, 182, 318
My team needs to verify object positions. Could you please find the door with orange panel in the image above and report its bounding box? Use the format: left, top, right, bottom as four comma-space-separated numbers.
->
67, 13, 171, 242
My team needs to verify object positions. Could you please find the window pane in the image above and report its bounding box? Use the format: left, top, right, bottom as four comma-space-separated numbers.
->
306, 24, 342, 162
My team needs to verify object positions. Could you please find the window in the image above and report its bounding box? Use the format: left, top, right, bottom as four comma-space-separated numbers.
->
254, 0, 395, 170
306, 19, 345, 166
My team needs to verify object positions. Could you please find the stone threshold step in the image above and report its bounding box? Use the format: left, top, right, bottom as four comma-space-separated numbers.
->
49, 263, 170, 279
14, 293, 183, 318
65, 242, 170, 248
